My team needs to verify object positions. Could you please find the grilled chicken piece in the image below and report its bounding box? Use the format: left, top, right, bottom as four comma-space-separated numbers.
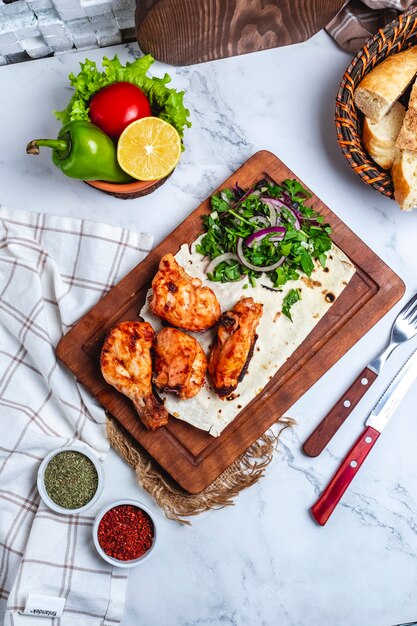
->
100, 321, 168, 431
153, 327, 207, 400
149, 253, 221, 332
208, 297, 263, 399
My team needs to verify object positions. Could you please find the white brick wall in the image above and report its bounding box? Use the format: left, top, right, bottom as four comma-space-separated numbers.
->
0, 0, 136, 63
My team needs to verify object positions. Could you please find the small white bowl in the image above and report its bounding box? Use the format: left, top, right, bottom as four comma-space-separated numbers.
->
37, 446, 105, 515
93, 499, 157, 568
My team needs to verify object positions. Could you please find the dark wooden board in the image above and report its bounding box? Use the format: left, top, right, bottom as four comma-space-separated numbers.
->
56, 151, 405, 494
135, 0, 346, 66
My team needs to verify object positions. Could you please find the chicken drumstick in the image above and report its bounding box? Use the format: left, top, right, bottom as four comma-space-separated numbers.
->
100, 321, 168, 431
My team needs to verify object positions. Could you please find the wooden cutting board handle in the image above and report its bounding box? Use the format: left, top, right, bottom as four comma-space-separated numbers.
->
135, 0, 346, 66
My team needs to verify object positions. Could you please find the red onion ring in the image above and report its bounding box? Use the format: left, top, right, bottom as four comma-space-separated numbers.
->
261, 196, 300, 230
236, 238, 286, 273
206, 252, 240, 275
249, 216, 269, 227
244, 226, 286, 248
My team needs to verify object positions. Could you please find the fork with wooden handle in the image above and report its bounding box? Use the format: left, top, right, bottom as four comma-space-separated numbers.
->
303, 292, 417, 457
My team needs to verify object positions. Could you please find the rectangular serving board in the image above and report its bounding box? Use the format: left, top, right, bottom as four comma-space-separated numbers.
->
56, 151, 405, 493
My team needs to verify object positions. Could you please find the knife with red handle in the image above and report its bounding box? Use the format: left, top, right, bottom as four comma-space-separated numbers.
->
311, 347, 417, 526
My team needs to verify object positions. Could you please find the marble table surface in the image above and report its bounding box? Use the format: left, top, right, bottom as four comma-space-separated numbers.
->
1, 29, 417, 626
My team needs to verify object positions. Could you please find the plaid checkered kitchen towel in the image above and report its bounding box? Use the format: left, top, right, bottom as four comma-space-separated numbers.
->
0, 206, 153, 625
326, 1, 416, 52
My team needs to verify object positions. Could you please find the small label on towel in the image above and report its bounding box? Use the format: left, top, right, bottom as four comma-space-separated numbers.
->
20, 593, 66, 618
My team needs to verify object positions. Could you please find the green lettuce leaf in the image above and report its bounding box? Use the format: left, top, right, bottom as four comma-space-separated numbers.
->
55, 55, 191, 140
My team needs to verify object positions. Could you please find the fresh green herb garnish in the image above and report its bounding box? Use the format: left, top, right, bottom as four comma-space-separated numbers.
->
282, 288, 302, 322
55, 55, 191, 142
196, 178, 332, 317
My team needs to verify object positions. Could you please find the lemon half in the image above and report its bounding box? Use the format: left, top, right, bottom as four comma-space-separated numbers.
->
117, 117, 181, 181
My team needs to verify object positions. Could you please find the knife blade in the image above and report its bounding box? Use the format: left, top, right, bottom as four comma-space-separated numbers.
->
310, 347, 417, 526
303, 292, 417, 458
366, 348, 417, 432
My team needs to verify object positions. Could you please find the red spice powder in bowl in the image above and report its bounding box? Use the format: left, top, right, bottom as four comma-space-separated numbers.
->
93, 500, 157, 568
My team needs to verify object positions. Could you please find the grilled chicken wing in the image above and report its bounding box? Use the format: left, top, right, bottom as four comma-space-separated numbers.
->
208, 297, 263, 399
153, 327, 207, 399
149, 253, 221, 332
100, 321, 168, 431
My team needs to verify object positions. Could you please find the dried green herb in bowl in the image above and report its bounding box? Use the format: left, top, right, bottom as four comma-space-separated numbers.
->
37, 446, 104, 514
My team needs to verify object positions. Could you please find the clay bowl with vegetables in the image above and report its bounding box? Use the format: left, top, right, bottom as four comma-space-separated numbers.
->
27, 55, 191, 199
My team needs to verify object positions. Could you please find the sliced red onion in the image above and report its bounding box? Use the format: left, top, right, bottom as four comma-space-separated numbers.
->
301, 217, 321, 226
260, 199, 279, 226
261, 196, 301, 230
280, 193, 320, 224
237, 238, 286, 273
282, 189, 312, 210
285, 205, 301, 230
206, 252, 240, 275
249, 216, 270, 227
261, 196, 288, 211
234, 183, 246, 199
273, 191, 304, 216
289, 205, 321, 227
283, 200, 306, 221
280, 191, 293, 207
292, 207, 321, 226
232, 185, 255, 207
245, 226, 286, 248
292, 206, 304, 220
220, 191, 231, 205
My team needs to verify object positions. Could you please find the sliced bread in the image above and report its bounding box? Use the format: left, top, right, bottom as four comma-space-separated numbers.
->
396, 79, 417, 151
396, 108, 417, 151
354, 46, 417, 123
362, 102, 406, 170
407, 75, 417, 111
392, 148, 417, 211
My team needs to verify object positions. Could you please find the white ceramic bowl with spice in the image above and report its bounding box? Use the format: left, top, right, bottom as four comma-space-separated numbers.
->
93, 499, 157, 568
37, 445, 105, 515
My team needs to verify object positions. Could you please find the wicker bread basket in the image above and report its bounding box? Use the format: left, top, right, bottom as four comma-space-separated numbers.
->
335, 9, 417, 199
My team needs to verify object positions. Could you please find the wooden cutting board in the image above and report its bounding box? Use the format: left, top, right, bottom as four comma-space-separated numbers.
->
56, 151, 405, 494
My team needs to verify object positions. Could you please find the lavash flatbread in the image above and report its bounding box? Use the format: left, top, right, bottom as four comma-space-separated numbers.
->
140, 242, 355, 437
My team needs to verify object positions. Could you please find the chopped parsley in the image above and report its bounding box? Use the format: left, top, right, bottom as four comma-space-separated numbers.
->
196, 179, 332, 319
282, 288, 302, 322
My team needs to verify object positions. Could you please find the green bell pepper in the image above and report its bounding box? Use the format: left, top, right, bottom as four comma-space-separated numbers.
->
26, 120, 132, 183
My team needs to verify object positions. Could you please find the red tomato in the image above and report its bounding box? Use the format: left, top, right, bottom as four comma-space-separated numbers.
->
89, 82, 152, 139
